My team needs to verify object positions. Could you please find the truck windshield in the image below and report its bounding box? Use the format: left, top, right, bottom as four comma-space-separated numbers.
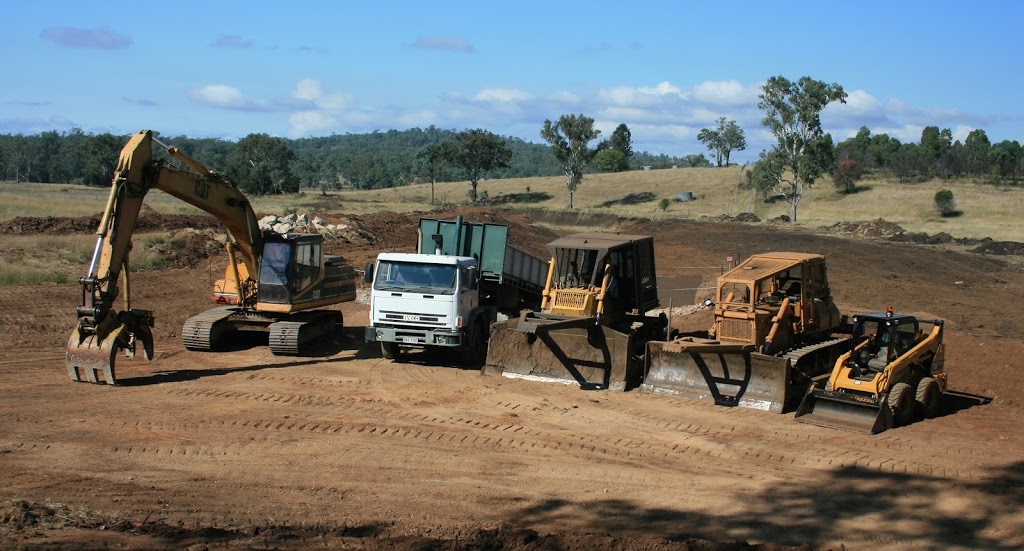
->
374, 261, 458, 294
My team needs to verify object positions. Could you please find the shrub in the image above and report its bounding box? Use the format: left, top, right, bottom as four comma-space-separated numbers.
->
659, 198, 671, 211
934, 189, 957, 216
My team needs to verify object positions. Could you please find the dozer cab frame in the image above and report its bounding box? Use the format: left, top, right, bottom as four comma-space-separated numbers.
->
642, 253, 847, 412
795, 310, 946, 434
483, 233, 665, 390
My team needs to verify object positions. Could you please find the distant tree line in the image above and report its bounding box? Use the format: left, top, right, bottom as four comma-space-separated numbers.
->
832, 125, 1023, 188
0, 126, 684, 195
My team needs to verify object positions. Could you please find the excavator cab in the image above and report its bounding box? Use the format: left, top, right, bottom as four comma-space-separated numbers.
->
257, 234, 323, 305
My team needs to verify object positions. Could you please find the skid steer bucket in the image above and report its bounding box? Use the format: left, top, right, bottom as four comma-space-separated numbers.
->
483, 317, 638, 390
641, 339, 794, 413
795, 389, 891, 434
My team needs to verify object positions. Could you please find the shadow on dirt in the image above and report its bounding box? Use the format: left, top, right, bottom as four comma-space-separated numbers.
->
496, 461, 1024, 549
939, 390, 992, 418
117, 330, 376, 386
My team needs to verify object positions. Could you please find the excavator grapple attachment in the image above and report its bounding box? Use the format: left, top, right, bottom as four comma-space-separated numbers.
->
641, 339, 793, 413
66, 328, 120, 385
795, 389, 892, 434
483, 317, 638, 390
66, 309, 154, 385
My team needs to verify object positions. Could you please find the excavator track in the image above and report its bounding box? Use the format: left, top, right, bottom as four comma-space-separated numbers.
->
268, 310, 341, 356
182, 307, 240, 351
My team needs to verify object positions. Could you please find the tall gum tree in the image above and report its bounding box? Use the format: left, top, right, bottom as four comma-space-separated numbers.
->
540, 114, 602, 209
754, 75, 847, 222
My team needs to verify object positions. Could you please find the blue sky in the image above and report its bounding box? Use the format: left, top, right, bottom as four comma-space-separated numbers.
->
2, 1, 1021, 162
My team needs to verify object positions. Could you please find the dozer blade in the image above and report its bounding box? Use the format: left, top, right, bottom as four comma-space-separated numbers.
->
641, 340, 792, 413
66, 327, 120, 385
795, 389, 892, 434
483, 318, 637, 390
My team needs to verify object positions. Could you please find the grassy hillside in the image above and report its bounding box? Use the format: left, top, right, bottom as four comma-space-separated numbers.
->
2, 168, 1021, 241
339, 167, 1023, 242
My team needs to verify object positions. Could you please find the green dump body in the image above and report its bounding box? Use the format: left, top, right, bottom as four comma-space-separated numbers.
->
418, 218, 547, 296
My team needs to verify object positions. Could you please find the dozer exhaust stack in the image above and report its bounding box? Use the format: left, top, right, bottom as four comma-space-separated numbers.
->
483, 315, 639, 391
795, 389, 892, 434
641, 339, 794, 413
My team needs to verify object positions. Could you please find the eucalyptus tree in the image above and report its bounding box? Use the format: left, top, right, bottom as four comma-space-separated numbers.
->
540, 114, 603, 209
440, 129, 511, 203
752, 76, 846, 222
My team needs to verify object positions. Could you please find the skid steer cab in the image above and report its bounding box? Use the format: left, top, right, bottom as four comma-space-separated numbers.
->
796, 308, 946, 434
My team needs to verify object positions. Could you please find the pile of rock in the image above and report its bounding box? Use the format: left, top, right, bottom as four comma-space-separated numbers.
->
258, 213, 349, 236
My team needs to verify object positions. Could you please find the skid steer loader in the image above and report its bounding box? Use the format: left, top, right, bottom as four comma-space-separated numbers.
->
795, 308, 946, 434
642, 252, 848, 412
482, 232, 665, 390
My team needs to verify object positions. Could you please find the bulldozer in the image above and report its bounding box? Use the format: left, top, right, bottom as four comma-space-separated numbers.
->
642, 252, 848, 412
66, 130, 357, 385
795, 308, 946, 434
482, 232, 665, 390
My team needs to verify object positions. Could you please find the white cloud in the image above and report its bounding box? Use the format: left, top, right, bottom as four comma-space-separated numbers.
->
547, 91, 581, 105
288, 111, 337, 136
472, 88, 532, 103
187, 84, 274, 111
211, 35, 253, 49
692, 80, 759, 106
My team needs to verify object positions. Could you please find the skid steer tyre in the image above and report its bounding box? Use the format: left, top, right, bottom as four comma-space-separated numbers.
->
888, 382, 914, 427
915, 377, 941, 419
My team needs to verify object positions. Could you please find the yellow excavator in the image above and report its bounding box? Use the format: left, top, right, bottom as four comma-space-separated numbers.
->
642, 253, 848, 412
795, 308, 946, 434
66, 130, 356, 385
483, 232, 665, 390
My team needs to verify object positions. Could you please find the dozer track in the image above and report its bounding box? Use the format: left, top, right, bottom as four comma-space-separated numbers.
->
641, 337, 848, 413
483, 317, 639, 391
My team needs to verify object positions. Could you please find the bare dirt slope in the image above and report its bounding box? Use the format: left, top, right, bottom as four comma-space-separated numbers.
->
1, 209, 1022, 550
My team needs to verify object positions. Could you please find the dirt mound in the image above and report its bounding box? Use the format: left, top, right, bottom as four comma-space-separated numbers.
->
0, 206, 222, 236
826, 219, 1024, 255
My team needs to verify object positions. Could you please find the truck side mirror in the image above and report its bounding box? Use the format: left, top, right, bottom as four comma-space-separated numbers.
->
364, 262, 373, 284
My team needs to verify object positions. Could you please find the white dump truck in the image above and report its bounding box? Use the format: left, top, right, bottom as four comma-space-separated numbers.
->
366, 217, 547, 364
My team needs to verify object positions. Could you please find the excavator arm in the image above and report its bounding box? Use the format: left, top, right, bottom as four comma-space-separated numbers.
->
67, 130, 264, 384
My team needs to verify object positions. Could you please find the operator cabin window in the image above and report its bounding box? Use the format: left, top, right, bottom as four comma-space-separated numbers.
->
296, 243, 318, 291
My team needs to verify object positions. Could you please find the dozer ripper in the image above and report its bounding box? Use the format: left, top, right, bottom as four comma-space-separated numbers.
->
642, 252, 848, 412
66, 130, 357, 385
483, 233, 665, 390
795, 308, 946, 434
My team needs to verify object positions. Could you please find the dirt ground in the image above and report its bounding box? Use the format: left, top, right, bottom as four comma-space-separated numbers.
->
1, 208, 1023, 550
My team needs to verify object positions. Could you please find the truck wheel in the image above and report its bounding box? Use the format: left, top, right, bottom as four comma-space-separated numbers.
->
915, 377, 941, 419
887, 382, 914, 427
460, 323, 486, 366
381, 342, 401, 360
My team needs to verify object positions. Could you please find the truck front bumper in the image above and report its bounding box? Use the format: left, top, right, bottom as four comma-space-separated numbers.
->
366, 326, 464, 348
